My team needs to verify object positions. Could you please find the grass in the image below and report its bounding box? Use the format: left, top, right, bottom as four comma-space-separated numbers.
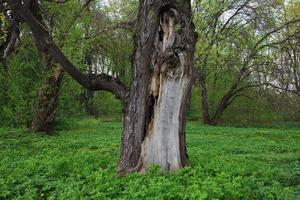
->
0, 118, 299, 199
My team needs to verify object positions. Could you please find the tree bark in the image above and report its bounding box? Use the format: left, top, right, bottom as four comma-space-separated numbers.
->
10, 0, 197, 173
199, 74, 211, 124
118, 0, 197, 173
31, 64, 64, 133
28, 0, 64, 133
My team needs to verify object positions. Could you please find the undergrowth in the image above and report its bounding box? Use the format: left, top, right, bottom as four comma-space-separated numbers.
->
0, 118, 299, 199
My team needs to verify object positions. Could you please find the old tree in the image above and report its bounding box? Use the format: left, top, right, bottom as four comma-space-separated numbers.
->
8, 0, 197, 174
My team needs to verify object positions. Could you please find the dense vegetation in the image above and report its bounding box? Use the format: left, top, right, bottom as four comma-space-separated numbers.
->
1, 0, 300, 128
1, 0, 299, 199
0, 118, 299, 199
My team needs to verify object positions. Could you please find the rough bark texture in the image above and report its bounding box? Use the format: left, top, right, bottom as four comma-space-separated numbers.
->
31, 65, 64, 133
118, 0, 197, 174
29, 1, 64, 133
117, 0, 162, 173
10, 0, 196, 174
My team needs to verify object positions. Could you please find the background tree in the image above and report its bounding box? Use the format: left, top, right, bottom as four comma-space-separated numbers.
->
30, 0, 96, 133
193, 0, 300, 125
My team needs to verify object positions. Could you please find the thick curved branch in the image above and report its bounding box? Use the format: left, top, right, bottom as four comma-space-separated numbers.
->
9, 0, 129, 104
48, 43, 129, 103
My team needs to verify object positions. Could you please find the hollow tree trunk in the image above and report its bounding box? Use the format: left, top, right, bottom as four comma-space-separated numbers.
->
118, 0, 197, 174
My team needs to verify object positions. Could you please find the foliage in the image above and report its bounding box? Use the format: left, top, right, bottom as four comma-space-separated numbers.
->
1, 0, 299, 128
193, 0, 300, 124
0, 31, 86, 127
0, 35, 41, 127
0, 118, 299, 199
0, 12, 8, 43
92, 91, 123, 117
57, 75, 86, 118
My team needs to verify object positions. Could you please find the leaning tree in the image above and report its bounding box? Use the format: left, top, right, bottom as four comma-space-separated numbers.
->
8, 0, 197, 174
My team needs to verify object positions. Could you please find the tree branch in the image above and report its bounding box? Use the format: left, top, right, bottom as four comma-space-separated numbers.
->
257, 30, 300, 51
9, 0, 129, 104
79, 20, 136, 41
254, 18, 300, 49
0, 12, 21, 58
219, 0, 251, 33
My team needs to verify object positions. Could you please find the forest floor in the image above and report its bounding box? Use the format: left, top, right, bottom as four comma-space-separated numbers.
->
0, 118, 299, 199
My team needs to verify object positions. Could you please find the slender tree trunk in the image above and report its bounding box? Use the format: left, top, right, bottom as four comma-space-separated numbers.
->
199, 74, 211, 124
0, 13, 20, 59
83, 89, 95, 115
118, 0, 197, 174
210, 95, 231, 125
199, 78, 228, 126
82, 53, 95, 116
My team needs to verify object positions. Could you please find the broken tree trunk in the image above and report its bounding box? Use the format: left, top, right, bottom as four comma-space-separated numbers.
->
118, 0, 197, 173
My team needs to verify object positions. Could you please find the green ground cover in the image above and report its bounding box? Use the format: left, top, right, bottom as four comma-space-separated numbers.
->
0, 118, 299, 199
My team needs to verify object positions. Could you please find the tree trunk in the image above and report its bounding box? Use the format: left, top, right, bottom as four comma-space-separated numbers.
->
31, 63, 64, 133
210, 96, 229, 126
83, 89, 95, 116
0, 12, 20, 60
199, 74, 211, 124
29, 1, 64, 133
118, 0, 197, 174
83, 53, 95, 116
